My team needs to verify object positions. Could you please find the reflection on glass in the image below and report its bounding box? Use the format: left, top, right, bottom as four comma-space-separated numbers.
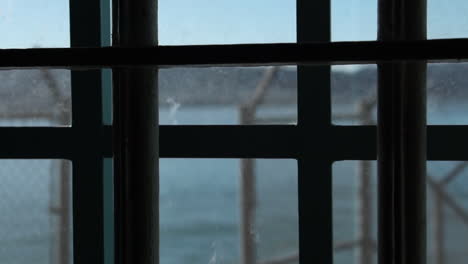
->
0, 160, 73, 264
0, 70, 71, 126
160, 159, 298, 264
159, 66, 297, 125
333, 161, 468, 264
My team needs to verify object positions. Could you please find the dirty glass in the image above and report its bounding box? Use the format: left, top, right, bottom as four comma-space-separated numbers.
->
332, 62, 468, 125
159, 66, 297, 125
160, 159, 298, 264
0, 160, 73, 264
0, 70, 71, 126
333, 161, 468, 264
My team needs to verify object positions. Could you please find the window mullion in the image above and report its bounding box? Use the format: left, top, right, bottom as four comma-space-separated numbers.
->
377, 0, 427, 263
69, 0, 106, 263
297, 1, 333, 264
112, 0, 159, 263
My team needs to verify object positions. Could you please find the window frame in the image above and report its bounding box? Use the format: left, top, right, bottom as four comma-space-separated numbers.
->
1, 0, 468, 264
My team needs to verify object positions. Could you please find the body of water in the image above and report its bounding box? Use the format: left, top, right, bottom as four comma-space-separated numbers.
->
1, 104, 468, 264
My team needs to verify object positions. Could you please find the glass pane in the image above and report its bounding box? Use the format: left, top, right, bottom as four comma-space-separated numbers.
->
334, 161, 468, 264
427, 161, 468, 264
332, 0, 377, 41
0, 0, 69, 48
158, 0, 295, 45
0, 160, 73, 264
159, 66, 297, 125
428, 0, 468, 39
160, 159, 298, 264
427, 63, 468, 125
332, 62, 468, 125
333, 161, 377, 264
332, 65, 377, 126
0, 70, 71, 126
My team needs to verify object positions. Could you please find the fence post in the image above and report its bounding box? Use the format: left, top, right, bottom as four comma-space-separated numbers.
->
356, 100, 374, 264
434, 191, 445, 264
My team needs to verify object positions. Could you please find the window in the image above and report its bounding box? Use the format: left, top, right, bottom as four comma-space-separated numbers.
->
1, 0, 466, 264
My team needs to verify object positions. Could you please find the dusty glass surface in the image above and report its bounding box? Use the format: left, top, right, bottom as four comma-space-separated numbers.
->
0, 160, 73, 264
333, 161, 378, 264
0, 1, 71, 126
158, 0, 295, 45
426, 63, 468, 125
0, 70, 71, 126
0, 0, 69, 48
427, 161, 468, 264
331, 65, 377, 126
333, 161, 468, 264
160, 159, 298, 264
159, 66, 297, 125
332, 63, 468, 125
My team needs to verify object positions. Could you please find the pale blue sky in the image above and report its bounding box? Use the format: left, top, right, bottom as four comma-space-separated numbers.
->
0, 0, 467, 48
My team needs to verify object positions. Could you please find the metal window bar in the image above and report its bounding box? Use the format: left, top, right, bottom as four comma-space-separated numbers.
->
2, 39, 468, 69
112, 0, 159, 264
69, 0, 107, 263
1, 0, 468, 264
377, 1, 427, 264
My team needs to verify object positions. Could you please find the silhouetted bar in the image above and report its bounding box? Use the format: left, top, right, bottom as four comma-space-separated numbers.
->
378, 0, 427, 264
297, 0, 333, 263
1, 39, 468, 69
112, 0, 158, 263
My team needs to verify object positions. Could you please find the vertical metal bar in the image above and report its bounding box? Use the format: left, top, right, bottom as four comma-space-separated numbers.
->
69, 0, 105, 263
113, 0, 159, 264
297, 0, 332, 264
377, 1, 427, 264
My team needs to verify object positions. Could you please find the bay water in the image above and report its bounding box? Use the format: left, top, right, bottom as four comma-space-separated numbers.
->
1, 103, 468, 264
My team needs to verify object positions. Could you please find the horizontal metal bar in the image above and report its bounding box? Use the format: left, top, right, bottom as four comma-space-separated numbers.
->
2, 39, 468, 69
0, 126, 112, 158
159, 125, 468, 160
0, 127, 74, 158
0, 125, 467, 160
159, 125, 299, 158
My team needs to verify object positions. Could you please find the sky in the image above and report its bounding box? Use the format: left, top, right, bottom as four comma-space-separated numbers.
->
0, 0, 468, 48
